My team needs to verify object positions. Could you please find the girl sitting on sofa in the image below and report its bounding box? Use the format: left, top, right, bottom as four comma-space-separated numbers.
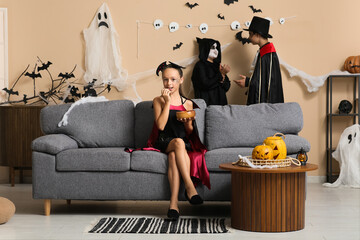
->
147, 61, 210, 220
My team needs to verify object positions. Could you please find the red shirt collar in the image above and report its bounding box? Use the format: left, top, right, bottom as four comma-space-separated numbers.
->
259, 42, 276, 57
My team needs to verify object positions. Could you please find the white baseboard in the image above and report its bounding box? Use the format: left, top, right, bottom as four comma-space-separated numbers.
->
307, 176, 326, 183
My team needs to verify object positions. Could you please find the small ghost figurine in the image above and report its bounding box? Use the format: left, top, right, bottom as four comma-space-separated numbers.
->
324, 124, 360, 188
83, 3, 128, 91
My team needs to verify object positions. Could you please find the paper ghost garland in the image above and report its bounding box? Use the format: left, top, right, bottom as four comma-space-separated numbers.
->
83, 3, 128, 91
323, 124, 360, 188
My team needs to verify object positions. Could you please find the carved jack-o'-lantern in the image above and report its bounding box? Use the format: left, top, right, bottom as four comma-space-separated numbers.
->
252, 144, 274, 160
344, 56, 360, 73
263, 133, 287, 160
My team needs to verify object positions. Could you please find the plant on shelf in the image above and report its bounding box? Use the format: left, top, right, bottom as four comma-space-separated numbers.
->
1, 57, 111, 105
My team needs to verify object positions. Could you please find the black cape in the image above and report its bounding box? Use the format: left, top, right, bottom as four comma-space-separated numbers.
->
245, 42, 284, 105
192, 38, 230, 106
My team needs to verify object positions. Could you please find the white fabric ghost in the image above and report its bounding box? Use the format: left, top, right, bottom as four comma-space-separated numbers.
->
323, 124, 360, 188
83, 3, 128, 91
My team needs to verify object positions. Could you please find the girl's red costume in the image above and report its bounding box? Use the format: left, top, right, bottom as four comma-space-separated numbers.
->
146, 100, 210, 189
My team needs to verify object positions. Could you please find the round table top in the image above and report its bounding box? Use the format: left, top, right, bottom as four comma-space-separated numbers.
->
219, 162, 318, 174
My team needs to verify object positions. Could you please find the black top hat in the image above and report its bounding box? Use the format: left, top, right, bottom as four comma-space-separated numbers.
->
244, 16, 272, 39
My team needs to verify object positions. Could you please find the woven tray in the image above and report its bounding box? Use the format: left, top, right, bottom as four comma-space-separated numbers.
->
233, 156, 301, 168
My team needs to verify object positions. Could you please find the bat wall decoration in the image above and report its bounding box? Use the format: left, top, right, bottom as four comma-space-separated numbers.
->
58, 72, 75, 79
217, 14, 225, 20
224, 0, 238, 6
70, 86, 81, 98
25, 71, 42, 79
0, 57, 110, 106
235, 31, 251, 45
2, 88, 19, 96
106, 84, 112, 93
185, 2, 199, 9
173, 42, 183, 50
22, 94, 28, 104
37, 61, 52, 71
249, 5, 262, 13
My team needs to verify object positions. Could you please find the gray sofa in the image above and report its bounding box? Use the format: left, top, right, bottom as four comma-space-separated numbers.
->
32, 99, 310, 215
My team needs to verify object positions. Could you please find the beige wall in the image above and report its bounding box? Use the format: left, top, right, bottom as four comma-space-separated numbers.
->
0, 0, 359, 182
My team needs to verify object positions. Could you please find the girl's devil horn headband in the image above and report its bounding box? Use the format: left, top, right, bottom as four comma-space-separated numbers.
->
156, 61, 185, 76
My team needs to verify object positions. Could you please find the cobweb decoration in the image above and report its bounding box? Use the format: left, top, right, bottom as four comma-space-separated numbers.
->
279, 58, 351, 92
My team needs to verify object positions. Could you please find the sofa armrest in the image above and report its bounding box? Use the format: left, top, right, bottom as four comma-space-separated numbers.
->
32, 134, 78, 155
284, 134, 311, 154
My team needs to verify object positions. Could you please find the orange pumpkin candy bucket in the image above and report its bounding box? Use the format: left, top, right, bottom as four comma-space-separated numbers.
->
262, 133, 287, 160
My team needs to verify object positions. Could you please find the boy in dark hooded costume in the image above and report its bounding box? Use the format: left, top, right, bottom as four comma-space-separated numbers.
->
234, 16, 284, 105
191, 38, 231, 106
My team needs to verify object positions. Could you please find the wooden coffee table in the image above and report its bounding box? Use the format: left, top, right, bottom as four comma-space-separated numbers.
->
219, 162, 318, 232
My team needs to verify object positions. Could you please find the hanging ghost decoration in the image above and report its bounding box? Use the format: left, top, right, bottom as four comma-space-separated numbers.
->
323, 124, 360, 188
83, 3, 128, 91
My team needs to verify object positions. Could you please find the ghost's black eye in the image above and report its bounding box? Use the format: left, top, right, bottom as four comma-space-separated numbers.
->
355, 132, 357, 138
104, 12, 107, 19
348, 134, 352, 144
98, 13, 101, 20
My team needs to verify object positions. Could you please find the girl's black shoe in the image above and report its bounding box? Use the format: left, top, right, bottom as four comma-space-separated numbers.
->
167, 209, 179, 220
184, 191, 203, 205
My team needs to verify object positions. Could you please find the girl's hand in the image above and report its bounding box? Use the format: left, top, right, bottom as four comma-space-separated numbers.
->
220, 64, 231, 75
177, 116, 195, 123
161, 88, 171, 103
233, 75, 246, 88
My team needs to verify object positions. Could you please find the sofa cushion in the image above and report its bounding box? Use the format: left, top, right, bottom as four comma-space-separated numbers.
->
41, 100, 135, 148
192, 99, 206, 144
134, 99, 207, 148
56, 148, 130, 172
130, 150, 168, 174
205, 102, 303, 150
205, 147, 253, 172
134, 101, 155, 148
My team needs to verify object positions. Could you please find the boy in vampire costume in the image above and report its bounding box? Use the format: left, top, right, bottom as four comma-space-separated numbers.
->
191, 38, 231, 106
234, 16, 284, 105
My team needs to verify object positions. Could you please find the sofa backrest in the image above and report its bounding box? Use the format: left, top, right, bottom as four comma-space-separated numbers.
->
40, 100, 135, 148
134, 99, 207, 148
205, 102, 303, 150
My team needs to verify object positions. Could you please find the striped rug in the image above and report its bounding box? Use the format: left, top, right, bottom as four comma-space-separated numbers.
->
88, 217, 228, 234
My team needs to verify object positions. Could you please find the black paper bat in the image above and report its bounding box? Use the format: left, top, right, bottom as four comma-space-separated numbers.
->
37, 61, 52, 71
106, 84, 111, 93
58, 72, 75, 79
64, 97, 75, 103
2, 88, 19, 95
235, 31, 251, 45
23, 94, 28, 104
224, 0, 238, 6
83, 85, 97, 97
25, 71, 42, 79
217, 14, 225, 20
90, 79, 97, 85
249, 5, 262, 13
185, 2, 199, 9
70, 86, 81, 98
173, 42, 183, 50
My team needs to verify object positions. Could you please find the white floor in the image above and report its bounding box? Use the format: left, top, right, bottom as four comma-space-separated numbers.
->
0, 183, 359, 240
